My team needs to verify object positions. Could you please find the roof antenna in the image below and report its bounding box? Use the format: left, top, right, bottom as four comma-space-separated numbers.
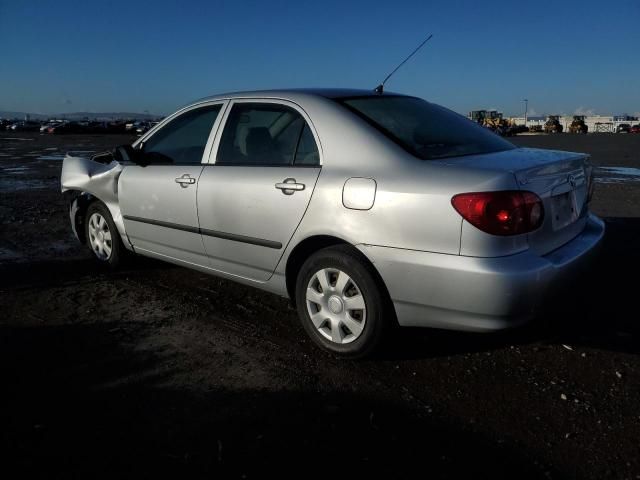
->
374, 34, 433, 94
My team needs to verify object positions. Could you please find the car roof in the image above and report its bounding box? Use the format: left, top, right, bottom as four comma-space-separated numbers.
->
192, 88, 407, 104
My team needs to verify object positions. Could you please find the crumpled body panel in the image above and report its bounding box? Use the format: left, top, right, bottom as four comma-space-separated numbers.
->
60, 155, 128, 242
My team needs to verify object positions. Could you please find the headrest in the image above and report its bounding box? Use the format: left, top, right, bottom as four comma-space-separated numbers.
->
246, 127, 273, 155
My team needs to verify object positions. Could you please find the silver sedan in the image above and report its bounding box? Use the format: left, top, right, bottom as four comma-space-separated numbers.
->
61, 89, 605, 357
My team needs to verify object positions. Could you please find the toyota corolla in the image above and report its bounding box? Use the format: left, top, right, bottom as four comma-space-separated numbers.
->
61, 89, 604, 357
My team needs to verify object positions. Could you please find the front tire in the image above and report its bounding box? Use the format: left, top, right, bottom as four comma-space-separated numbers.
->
295, 245, 390, 358
85, 202, 125, 268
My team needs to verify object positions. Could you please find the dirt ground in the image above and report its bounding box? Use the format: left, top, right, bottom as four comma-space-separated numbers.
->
1, 132, 639, 479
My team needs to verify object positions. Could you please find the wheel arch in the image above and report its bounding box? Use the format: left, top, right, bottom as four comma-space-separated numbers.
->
65, 190, 94, 245
66, 191, 131, 250
285, 235, 396, 323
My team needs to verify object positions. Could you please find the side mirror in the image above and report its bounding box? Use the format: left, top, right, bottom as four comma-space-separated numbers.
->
113, 144, 147, 166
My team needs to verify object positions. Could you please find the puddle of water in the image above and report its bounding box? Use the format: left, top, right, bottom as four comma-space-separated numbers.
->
596, 166, 640, 176
0, 153, 10, 157
2, 166, 31, 173
44, 147, 58, 151
0, 178, 57, 192
0, 137, 35, 141
68, 150, 96, 156
595, 166, 640, 184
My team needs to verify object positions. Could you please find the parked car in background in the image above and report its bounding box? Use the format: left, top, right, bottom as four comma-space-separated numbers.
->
135, 121, 151, 134
9, 121, 41, 132
48, 121, 83, 134
87, 121, 110, 133
104, 121, 128, 134
61, 89, 604, 357
616, 123, 631, 133
41, 121, 64, 133
630, 124, 640, 134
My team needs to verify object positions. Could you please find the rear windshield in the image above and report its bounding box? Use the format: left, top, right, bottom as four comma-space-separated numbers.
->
336, 96, 515, 160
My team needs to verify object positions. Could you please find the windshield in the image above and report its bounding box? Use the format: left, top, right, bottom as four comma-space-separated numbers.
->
337, 96, 515, 160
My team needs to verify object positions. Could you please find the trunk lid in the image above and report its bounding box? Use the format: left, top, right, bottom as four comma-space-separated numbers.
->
438, 147, 592, 255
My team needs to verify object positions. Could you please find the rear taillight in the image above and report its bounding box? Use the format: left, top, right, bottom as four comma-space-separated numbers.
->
451, 191, 544, 236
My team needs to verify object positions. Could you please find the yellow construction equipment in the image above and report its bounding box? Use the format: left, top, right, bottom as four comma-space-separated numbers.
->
485, 111, 506, 134
568, 115, 588, 134
470, 110, 512, 135
544, 115, 563, 133
470, 110, 487, 125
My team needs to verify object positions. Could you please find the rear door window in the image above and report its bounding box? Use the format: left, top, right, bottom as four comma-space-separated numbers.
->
217, 103, 319, 166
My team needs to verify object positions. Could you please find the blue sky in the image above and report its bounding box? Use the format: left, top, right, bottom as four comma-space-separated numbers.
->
0, 0, 638, 117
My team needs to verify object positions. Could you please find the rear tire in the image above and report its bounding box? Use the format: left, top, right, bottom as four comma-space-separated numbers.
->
85, 202, 125, 268
295, 245, 390, 358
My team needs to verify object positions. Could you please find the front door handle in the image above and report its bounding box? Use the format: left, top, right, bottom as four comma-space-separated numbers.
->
175, 174, 196, 188
275, 178, 305, 195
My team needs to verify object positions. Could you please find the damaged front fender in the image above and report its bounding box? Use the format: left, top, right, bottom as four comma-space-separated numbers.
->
61, 155, 131, 248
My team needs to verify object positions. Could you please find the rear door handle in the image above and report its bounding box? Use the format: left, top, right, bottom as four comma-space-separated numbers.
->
175, 174, 196, 188
275, 178, 305, 195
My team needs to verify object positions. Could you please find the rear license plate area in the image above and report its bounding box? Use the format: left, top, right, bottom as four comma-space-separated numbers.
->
550, 191, 578, 231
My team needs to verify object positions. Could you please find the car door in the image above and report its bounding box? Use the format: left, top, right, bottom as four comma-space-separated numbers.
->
197, 100, 322, 281
118, 102, 226, 265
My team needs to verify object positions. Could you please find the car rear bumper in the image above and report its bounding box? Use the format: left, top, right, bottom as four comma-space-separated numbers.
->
358, 213, 605, 332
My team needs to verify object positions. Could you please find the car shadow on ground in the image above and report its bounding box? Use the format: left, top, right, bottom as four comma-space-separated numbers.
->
0, 321, 552, 479
0, 254, 172, 289
1, 217, 637, 363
